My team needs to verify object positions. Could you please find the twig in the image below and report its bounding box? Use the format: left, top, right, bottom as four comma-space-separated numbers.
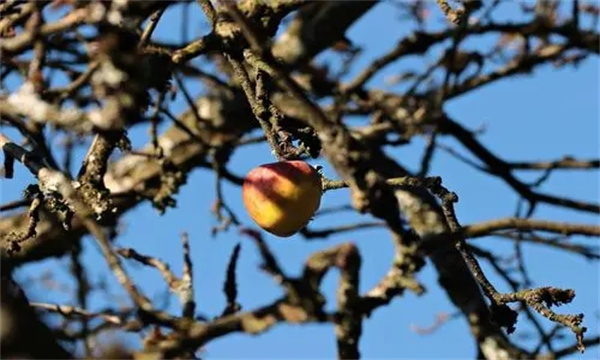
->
4, 194, 42, 255
221, 243, 242, 316
45, 61, 100, 101
486, 232, 599, 260
553, 335, 599, 358
225, 55, 285, 160
69, 241, 91, 356
181, 232, 195, 319
464, 218, 600, 238
139, 7, 166, 48
31, 302, 125, 325
418, 131, 438, 177
116, 247, 193, 314
172, 72, 210, 136
0, 199, 31, 212
334, 244, 362, 359
300, 222, 385, 240
197, 0, 217, 28
436, 0, 464, 25
239, 228, 287, 285
410, 311, 460, 335
509, 157, 599, 170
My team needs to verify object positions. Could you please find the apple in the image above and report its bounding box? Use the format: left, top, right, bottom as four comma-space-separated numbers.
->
242, 161, 322, 237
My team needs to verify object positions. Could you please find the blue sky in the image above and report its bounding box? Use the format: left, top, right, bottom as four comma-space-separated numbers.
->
1, 1, 599, 359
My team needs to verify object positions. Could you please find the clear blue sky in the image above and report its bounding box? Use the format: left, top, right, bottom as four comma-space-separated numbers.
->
1, 2, 598, 359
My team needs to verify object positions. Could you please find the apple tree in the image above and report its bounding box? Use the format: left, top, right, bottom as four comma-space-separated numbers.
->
1, 1, 599, 359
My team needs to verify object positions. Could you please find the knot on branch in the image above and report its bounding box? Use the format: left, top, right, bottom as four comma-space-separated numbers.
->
349, 170, 404, 234
395, 239, 426, 275
535, 287, 576, 308
152, 159, 188, 214
4, 185, 43, 256
423, 176, 459, 204
490, 303, 518, 334
334, 243, 360, 269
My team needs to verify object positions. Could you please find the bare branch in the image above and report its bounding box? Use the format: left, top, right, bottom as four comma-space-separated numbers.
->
464, 218, 600, 238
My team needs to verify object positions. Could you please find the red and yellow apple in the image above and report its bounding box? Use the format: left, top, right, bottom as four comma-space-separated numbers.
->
242, 161, 322, 237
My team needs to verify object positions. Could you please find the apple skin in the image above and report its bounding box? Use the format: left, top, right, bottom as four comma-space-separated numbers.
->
242, 161, 322, 237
